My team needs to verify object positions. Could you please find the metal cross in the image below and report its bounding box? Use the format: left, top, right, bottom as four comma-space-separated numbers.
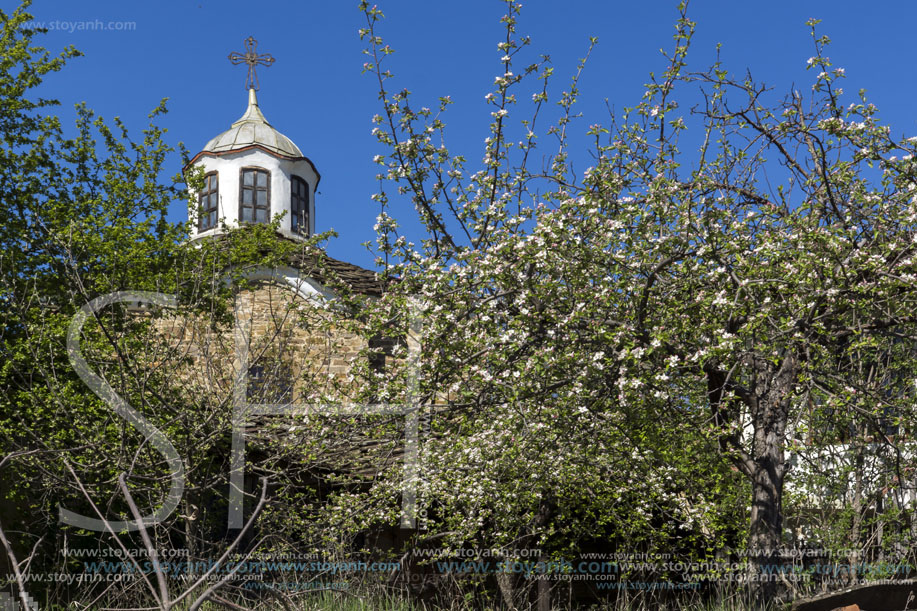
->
228, 36, 275, 91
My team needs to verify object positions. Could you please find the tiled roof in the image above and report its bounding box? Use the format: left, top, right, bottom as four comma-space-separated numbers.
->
288, 250, 386, 297
197, 226, 388, 296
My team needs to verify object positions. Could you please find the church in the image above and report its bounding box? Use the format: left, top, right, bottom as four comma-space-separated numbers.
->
173, 39, 413, 533
180, 36, 392, 401
185, 37, 383, 299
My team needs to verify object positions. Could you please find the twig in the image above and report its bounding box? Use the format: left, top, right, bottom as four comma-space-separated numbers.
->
262, 586, 297, 611
176, 477, 269, 610
119, 472, 171, 609
62, 460, 162, 607
207, 593, 248, 610
0, 510, 31, 611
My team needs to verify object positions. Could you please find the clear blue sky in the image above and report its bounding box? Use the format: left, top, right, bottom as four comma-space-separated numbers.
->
19, 0, 917, 269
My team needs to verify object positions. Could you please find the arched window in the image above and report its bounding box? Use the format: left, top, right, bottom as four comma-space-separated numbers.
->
199, 172, 219, 231
291, 175, 309, 235
240, 167, 270, 224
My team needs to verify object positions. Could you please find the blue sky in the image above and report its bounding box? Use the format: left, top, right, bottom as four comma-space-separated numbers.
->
19, 0, 917, 269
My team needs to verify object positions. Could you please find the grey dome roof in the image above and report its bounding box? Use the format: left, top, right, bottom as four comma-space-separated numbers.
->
201, 88, 303, 158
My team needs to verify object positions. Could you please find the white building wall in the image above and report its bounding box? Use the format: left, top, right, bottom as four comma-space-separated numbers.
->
188, 149, 317, 241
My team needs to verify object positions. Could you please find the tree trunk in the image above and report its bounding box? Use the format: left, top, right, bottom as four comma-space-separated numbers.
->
533, 500, 554, 611
746, 356, 795, 606
707, 353, 796, 607
496, 572, 517, 611
847, 449, 864, 587
537, 555, 551, 611
748, 451, 784, 604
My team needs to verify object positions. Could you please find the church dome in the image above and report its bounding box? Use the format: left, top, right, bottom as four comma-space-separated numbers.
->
201, 88, 303, 158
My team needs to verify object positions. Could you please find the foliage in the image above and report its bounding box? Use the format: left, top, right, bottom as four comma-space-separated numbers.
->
6, 0, 917, 608
351, 0, 917, 607
0, 3, 347, 608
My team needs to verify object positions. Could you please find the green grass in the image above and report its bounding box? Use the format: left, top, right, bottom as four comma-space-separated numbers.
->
31, 583, 778, 610
290, 588, 768, 611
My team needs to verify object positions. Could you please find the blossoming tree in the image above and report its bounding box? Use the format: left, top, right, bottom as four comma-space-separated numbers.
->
354, 1, 917, 606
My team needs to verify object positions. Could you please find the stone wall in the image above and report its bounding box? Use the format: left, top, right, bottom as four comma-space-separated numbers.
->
147, 279, 378, 408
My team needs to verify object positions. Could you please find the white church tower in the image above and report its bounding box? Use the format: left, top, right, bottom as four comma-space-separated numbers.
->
182, 37, 382, 301
186, 37, 318, 241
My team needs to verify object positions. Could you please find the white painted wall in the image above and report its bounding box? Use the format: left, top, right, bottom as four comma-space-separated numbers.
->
188, 148, 317, 241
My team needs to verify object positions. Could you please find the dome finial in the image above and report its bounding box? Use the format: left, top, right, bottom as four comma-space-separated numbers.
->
201, 85, 302, 158
233, 86, 269, 127
228, 36, 275, 90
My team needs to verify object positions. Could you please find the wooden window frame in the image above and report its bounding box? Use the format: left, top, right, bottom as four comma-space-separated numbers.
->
239, 167, 271, 225
291, 175, 310, 236
198, 171, 219, 231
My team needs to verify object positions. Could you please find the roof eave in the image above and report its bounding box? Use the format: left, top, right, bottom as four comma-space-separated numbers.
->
183, 146, 322, 189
